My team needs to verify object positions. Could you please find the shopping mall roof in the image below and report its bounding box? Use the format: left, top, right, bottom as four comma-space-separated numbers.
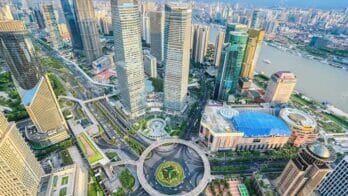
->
201, 102, 291, 137
231, 111, 291, 137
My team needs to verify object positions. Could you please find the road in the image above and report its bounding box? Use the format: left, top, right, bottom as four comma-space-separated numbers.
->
183, 71, 209, 140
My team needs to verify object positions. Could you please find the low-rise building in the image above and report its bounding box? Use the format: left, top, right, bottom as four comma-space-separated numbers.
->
39, 164, 88, 196
92, 55, 115, 75
280, 108, 318, 147
199, 101, 291, 152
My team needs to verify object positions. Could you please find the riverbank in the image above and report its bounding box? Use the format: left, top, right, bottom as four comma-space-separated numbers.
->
256, 43, 348, 112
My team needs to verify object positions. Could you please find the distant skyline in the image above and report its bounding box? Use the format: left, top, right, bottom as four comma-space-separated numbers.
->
200, 0, 348, 9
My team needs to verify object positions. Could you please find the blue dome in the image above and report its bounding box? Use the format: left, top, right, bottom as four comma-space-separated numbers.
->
231, 112, 291, 137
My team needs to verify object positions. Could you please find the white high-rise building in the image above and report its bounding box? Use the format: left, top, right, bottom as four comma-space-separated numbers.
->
144, 50, 157, 78
112, 0, 146, 119
192, 24, 209, 64
163, 3, 192, 113
214, 30, 225, 66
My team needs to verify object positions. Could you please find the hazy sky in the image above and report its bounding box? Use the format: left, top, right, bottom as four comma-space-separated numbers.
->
203, 0, 348, 9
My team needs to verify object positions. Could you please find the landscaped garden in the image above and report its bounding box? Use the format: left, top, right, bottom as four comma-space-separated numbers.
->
155, 161, 185, 187
119, 169, 135, 190
77, 133, 103, 164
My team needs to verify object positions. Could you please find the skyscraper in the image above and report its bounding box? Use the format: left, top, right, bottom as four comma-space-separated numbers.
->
225, 23, 247, 42
0, 20, 42, 91
60, 0, 83, 51
34, 8, 46, 29
141, 1, 156, 43
0, 4, 14, 20
0, 20, 69, 141
317, 156, 348, 196
240, 29, 264, 79
276, 143, 334, 196
149, 10, 164, 62
251, 10, 262, 29
192, 24, 210, 64
112, 0, 146, 119
73, 0, 102, 63
163, 3, 192, 112
24, 75, 69, 139
215, 32, 248, 101
0, 112, 44, 195
214, 30, 225, 66
264, 71, 297, 104
42, 4, 63, 49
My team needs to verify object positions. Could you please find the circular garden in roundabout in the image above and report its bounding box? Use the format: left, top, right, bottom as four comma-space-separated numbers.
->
155, 161, 185, 187
137, 139, 211, 196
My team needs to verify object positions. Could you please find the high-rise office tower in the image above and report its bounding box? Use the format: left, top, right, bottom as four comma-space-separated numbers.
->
34, 8, 46, 29
112, 0, 146, 119
225, 23, 247, 42
143, 14, 151, 44
192, 24, 209, 64
0, 20, 69, 141
60, 0, 83, 51
214, 30, 225, 66
317, 156, 348, 196
24, 75, 69, 138
0, 4, 14, 20
0, 20, 42, 91
163, 3, 192, 112
149, 10, 164, 62
141, 1, 155, 42
42, 4, 63, 49
264, 71, 297, 104
251, 10, 262, 29
240, 29, 264, 79
73, 0, 102, 63
276, 143, 334, 196
215, 32, 248, 101
0, 112, 44, 195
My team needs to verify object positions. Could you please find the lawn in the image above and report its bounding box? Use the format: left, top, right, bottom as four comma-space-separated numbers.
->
77, 133, 103, 164
119, 169, 135, 190
59, 149, 73, 166
105, 152, 119, 161
155, 161, 184, 187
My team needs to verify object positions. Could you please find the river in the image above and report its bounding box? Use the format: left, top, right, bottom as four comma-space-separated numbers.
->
209, 26, 348, 112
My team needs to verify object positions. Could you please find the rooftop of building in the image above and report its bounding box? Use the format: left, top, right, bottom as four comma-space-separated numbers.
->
280, 108, 317, 130
0, 20, 25, 32
201, 102, 291, 137
22, 78, 42, 106
307, 143, 331, 159
273, 71, 296, 80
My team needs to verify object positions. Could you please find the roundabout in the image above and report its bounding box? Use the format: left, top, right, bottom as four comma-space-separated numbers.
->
136, 139, 211, 196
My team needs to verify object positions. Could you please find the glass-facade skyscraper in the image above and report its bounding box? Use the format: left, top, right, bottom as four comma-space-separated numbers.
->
215, 31, 248, 101
42, 4, 63, 49
60, 0, 83, 51
0, 20, 69, 142
73, 0, 102, 63
0, 20, 42, 90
